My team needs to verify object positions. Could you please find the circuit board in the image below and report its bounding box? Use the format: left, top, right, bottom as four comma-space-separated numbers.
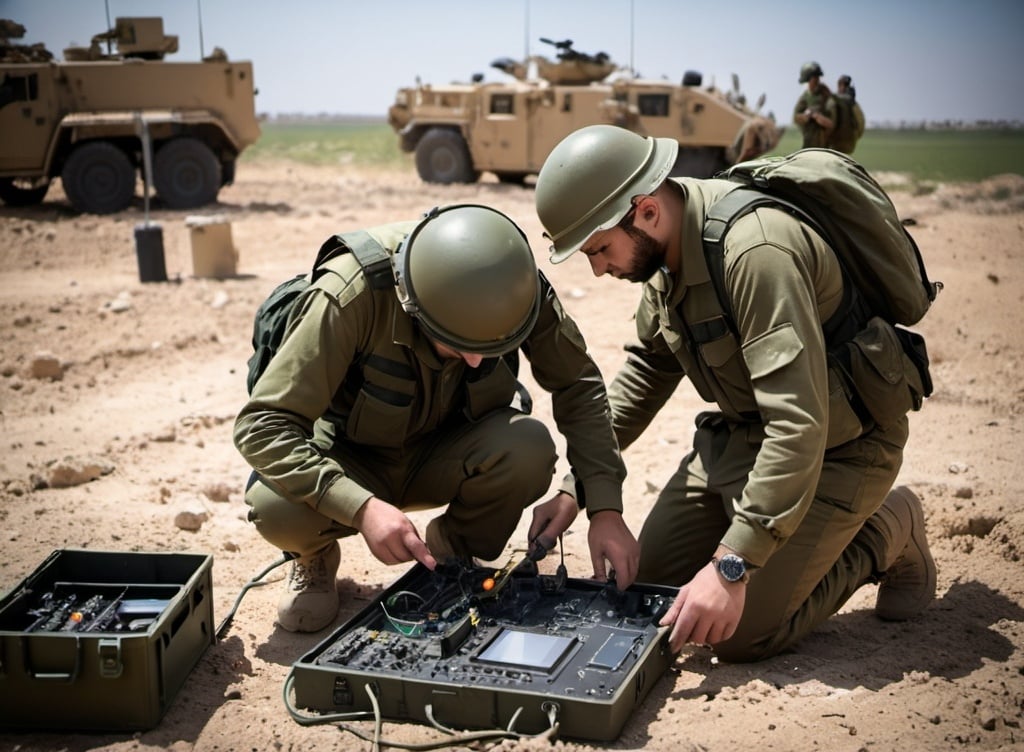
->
287, 559, 678, 741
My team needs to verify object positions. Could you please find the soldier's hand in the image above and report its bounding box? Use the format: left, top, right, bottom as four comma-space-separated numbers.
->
587, 510, 639, 588
660, 560, 745, 654
527, 492, 578, 558
352, 496, 437, 570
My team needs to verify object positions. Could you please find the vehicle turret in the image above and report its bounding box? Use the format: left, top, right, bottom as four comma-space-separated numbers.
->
64, 17, 179, 61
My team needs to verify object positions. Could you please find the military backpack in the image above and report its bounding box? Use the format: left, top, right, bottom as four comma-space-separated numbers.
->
702, 148, 942, 430
245, 231, 393, 394
829, 94, 865, 154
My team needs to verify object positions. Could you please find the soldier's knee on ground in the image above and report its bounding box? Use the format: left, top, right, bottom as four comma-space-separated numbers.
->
506, 414, 557, 466
712, 635, 780, 664
245, 477, 352, 558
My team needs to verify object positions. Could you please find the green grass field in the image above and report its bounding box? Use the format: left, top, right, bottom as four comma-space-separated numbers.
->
243, 120, 413, 170
246, 120, 1024, 184
768, 128, 1024, 183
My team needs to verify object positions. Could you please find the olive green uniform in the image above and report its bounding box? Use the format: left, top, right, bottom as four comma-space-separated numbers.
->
235, 221, 624, 562
611, 178, 908, 661
828, 93, 866, 154
793, 85, 837, 148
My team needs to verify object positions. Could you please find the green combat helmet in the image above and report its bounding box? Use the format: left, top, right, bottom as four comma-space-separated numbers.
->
394, 204, 541, 355
535, 124, 678, 262
799, 61, 823, 83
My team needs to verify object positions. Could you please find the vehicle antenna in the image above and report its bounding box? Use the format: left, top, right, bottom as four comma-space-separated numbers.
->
103, 0, 112, 55
523, 0, 530, 62
196, 0, 205, 59
629, 0, 635, 76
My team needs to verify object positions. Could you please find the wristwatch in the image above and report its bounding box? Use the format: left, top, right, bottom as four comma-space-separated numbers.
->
712, 553, 749, 584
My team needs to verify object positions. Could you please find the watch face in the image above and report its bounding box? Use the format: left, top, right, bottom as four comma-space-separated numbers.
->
718, 554, 747, 582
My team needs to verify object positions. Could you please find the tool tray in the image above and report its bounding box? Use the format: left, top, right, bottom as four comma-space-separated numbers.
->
0, 549, 214, 731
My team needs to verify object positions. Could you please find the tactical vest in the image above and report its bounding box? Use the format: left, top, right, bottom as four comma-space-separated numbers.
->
637, 242, 759, 424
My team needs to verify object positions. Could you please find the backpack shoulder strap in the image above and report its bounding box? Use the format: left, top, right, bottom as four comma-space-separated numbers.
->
313, 230, 394, 290
701, 188, 782, 332
701, 187, 865, 344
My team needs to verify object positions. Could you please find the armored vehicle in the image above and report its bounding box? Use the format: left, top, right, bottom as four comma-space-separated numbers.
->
0, 16, 260, 214
388, 38, 782, 185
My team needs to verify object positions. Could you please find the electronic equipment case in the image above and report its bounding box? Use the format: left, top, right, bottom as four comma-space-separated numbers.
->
286, 562, 678, 742
0, 549, 214, 731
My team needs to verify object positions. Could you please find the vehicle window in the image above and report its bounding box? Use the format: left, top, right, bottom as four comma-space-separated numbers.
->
490, 94, 514, 115
0, 73, 39, 110
638, 94, 669, 117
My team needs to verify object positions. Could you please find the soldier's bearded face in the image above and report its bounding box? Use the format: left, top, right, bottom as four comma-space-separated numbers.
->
621, 224, 667, 283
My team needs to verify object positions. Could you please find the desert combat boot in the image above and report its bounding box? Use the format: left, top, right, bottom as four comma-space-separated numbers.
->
872, 486, 938, 621
277, 542, 340, 632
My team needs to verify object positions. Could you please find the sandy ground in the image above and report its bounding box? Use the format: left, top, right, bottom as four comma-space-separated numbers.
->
1, 161, 1023, 752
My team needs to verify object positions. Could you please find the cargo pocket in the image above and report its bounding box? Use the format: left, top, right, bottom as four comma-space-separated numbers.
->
894, 326, 932, 405
837, 317, 920, 428
345, 385, 413, 448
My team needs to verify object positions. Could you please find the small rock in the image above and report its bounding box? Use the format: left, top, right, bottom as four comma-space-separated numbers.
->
203, 482, 234, 502
152, 426, 177, 443
28, 352, 64, 381
174, 509, 209, 531
43, 456, 115, 488
954, 486, 974, 499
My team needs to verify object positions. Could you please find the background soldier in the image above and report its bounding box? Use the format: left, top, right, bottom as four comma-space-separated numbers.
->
829, 73, 867, 154
793, 61, 836, 148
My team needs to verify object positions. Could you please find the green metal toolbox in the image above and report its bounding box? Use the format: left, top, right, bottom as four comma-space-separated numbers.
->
0, 549, 214, 731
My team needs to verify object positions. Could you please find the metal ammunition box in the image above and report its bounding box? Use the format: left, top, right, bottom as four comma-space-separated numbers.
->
0, 549, 214, 731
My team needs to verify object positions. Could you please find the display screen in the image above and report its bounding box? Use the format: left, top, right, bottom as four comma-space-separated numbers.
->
588, 632, 640, 670
476, 629, 575, 672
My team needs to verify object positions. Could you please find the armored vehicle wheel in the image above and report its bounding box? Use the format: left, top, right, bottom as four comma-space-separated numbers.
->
61, 141, 137, 215
415, 128, 479, 184
153, 137, 222, 209
0, 177, 51, 207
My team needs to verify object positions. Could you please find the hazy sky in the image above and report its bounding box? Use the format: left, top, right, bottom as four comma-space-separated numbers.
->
4, 0, 1023, 124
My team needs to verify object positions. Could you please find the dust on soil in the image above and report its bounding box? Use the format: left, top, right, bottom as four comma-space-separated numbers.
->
1, 163, 1023, 752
